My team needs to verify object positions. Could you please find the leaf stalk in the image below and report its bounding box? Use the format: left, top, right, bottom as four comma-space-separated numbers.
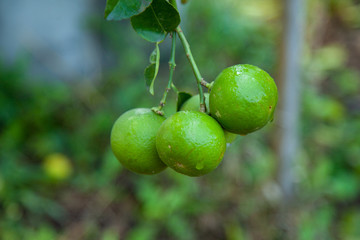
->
176, 26, 206, 112
152, 32, 177, 115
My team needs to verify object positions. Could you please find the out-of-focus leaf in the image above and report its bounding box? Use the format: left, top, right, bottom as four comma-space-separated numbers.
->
131, 0, 180, 42
339, 209, 360, 239
225, 222, 247, 240
311, 158, 332, 190
104, 0, 152, 21
315, 45, 347, 71
166, 215, 195, 240
24, 225, 57, 240
298, 205, 334, 240
102, 229, 119, 240
327, 173, 359, 200
126, 223, 157, 240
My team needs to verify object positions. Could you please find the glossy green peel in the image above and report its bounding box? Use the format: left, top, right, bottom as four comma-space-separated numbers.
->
209, 64, 278, 135
110, 108, 167, 175
156, 111, 226, 177
180, 93, 238, 143
181, 93, 211, 114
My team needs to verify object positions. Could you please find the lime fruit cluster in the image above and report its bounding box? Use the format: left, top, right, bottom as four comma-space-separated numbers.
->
110, 64, 278, 176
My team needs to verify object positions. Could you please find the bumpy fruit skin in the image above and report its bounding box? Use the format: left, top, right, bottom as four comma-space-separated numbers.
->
110, 108, 167, 175
180, 93, 238, 144
156, 111, 226, 177
210, 64, 278, 135
181, 93, 211, 114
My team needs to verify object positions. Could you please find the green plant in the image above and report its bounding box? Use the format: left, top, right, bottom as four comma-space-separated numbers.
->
105, 0, 278, 176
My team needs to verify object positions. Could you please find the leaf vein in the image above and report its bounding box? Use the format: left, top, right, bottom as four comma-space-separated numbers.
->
150, 4, 166, 34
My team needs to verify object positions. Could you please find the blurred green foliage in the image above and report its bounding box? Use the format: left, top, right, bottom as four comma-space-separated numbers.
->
0, 0, 360, 239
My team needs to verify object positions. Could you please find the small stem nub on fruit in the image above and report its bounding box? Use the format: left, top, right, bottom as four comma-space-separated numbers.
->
151, 107, 164, 116
200, 79, 213, 89
200, 103, 206, 113
176, 26, 206, 112
154, 31, 177, 116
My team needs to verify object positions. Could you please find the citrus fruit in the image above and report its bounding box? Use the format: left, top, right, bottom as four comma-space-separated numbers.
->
180, 93, 238, 143
180, 93, 211, 114
110, 108, 167, 175
156, 111, 226, 177
43, 153, 73, 181
209, 64, 278, 135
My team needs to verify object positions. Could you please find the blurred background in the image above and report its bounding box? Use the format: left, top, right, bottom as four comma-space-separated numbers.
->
1, 0, 360, 239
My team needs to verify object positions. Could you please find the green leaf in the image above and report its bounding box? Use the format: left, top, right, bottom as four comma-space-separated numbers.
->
131, 0, 181, 43
144, 64, 155, 89
144, 43, 160, 95
104, 0, 152, 21
176, 92, 192, 111
149, 48, 157, 64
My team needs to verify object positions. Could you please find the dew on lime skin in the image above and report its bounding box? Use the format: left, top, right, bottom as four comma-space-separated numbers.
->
196, 162, 204, 170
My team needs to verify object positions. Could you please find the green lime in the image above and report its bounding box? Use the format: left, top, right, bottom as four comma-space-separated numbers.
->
224, 130, 237, 144
181, 93, 211, 114
180, 93, 238, 143
209, 64, 278, 135
110, 108, 167, 175
156, 111, 226, 177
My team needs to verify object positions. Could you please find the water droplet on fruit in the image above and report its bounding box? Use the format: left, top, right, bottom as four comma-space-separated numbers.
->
196, 162, 204, 170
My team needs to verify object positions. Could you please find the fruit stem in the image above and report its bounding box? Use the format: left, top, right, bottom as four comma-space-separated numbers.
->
201, 79, 213, 89
153, 32, 177, 116
171, 83, 179, 93
176, 26, 206, 113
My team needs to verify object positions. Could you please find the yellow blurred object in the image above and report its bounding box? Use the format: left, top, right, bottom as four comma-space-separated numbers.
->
43, 153, 73, 181
237, 0, 280, 20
